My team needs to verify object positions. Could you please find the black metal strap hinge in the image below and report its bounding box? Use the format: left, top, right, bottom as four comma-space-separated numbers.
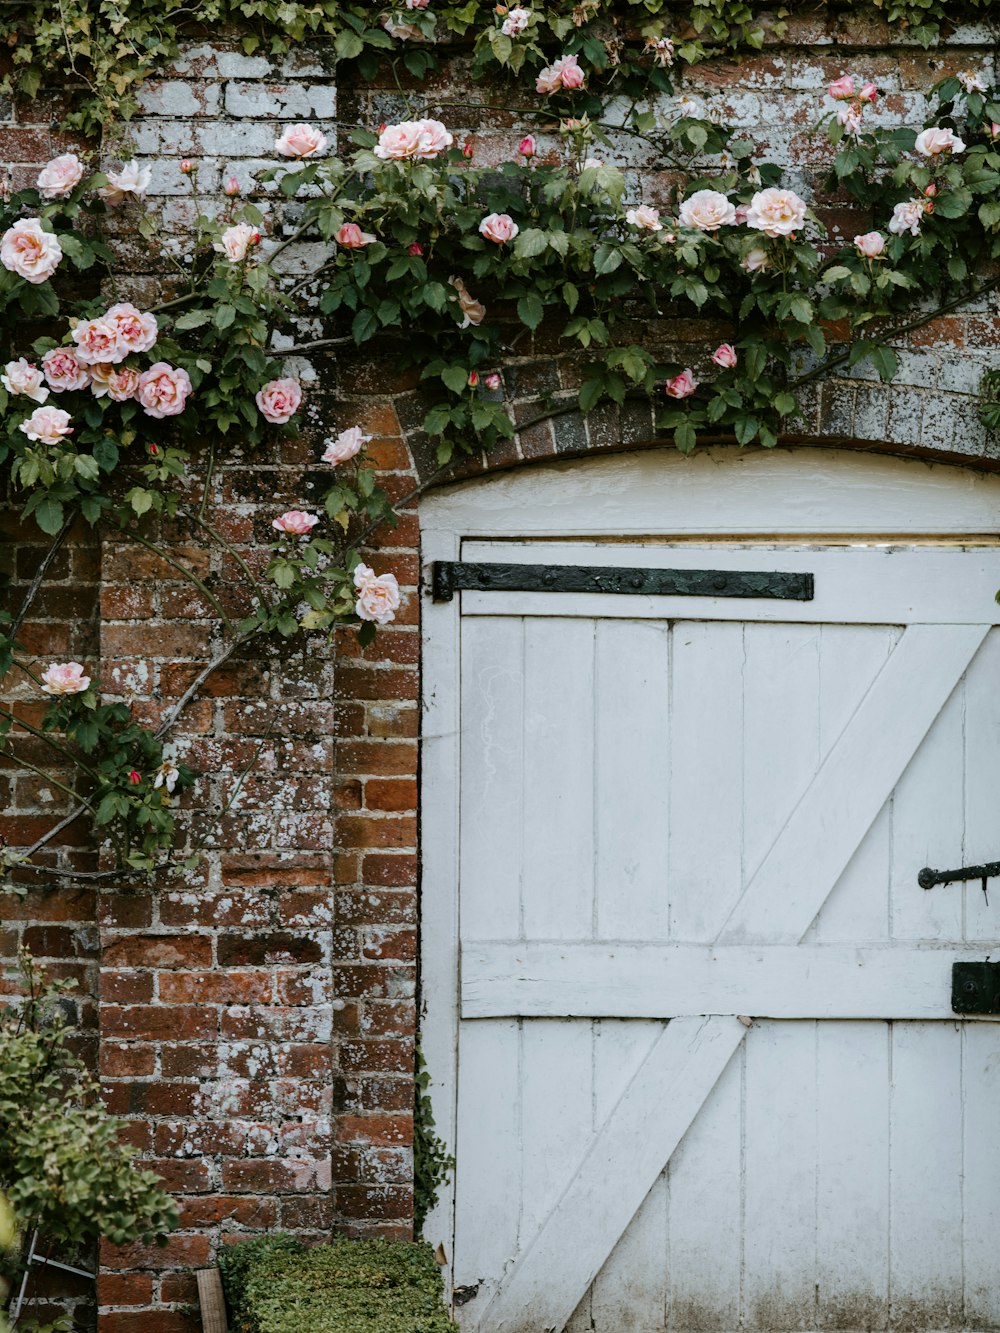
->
919, 860, 1000, 890
431, 561, 814, 603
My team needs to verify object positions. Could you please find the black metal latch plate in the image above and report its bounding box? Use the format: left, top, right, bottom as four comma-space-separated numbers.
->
952, 961, 1000, 1015
431, 561, 814, 603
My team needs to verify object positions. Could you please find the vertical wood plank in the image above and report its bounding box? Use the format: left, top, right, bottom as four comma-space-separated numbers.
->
588, 1020, 669, 1332
962, 1022, 1000, 1327
890, 684, 965, 943
889, 1022, 964, 1329
595, 621, 671, 941
668, 621, 745, 942
459, 616, 524, 941
816, 1022, 890, 1327
961, 628, 1000, 942
743, 1020, 818, 1330
666, 1041, 744, 1333
522, 619, 596, 940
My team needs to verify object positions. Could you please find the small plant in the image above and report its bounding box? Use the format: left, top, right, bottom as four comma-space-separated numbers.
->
0, 952, 177, 1321
414, 1044, 455, 1234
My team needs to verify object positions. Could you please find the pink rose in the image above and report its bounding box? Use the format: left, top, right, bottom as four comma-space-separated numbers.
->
274, 123, 328, 158
484, 373, 502, 390
1, 219, 63, 284
501, 6, 531, 35
100, 159, 152, 206
626, 205, 662, 232
479, 212, 519, 244
336, 223, 377, 248
745, 187, 807, 237
854, 231, 885, 258
664, 369, 697, 399
40, 661, 90, 695
42, 347, 90, 392
214, 223, 260, 262
224, 176, 240, 197
72, 316, 121, 365
859, 81, 878, 103
915, 127, 965, 156
992, 122, 1000, 140
322, 426, 370, 464
406, 0, 430, 6
1, 358, 48, 403
180, 159, 195, 174
19, 405, 74, 444
374, 118, 454, 161
106, 303, 158, 356
354, 564, 402, 625
536, 53, 585, 94
89, 363, 141, 401
36, 153, 84, 200
711, 344, 738, 369
255, 377, 302, 424
137, 362, 193, 419
958, 71, 987, 94
519, 135, 537, 157
828, 75, 855, 101
679, 189, 736, 232
272, 510, 319, 536
837, 104, 863, 136
889, 199, 926, 237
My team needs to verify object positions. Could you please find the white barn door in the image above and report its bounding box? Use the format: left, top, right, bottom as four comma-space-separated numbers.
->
420, 448, 1000, 1333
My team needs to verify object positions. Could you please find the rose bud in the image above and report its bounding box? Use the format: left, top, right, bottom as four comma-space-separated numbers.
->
224, 176, 240, 196
519, 134, 537, 157
408, 242, 423, 256
468, 371, 479, 387
129, 770, 141, 785
484, 373, 502, 390
924, 182, 937, 197
462, 142, 474, 159
180, 159, 195, 174
148, 443, 159, 455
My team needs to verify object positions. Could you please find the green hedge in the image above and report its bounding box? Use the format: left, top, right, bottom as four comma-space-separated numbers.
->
217, 1235, 456, 1333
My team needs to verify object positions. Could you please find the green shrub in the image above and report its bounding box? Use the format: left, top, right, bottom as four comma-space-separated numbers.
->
217, 1235, 456, 1333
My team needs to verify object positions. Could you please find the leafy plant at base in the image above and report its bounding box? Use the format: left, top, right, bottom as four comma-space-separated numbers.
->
0, 953, 177, 1317
414, 1043, 455, 1234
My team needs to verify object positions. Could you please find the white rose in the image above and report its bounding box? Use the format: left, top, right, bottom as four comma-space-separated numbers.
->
745, 187, 807, 237
626, 205, 662, 232
1, 358, 49, 402
100, 159, 153, 206
914, 127, 965, 157
678, 189, 736, 232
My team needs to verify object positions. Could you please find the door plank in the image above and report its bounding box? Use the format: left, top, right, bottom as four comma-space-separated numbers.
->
461, 941, 994, 1020
473, 1016, 746, 1333
718, 623, 989, 945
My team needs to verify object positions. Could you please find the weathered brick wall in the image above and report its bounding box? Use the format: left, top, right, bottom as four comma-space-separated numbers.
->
3, 9, 1000, 1331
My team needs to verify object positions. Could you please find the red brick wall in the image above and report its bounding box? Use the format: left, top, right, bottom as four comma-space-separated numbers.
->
3, 12, 1000, 1330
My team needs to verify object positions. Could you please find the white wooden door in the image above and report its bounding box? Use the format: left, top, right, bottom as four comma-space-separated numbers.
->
420, 449, 1000, 1333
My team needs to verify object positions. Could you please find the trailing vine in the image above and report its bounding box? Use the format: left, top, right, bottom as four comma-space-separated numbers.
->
1, 0, 999, 887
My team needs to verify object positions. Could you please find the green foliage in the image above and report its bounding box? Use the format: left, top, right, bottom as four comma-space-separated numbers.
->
414, 1044, 454, 1234
0, 953, 178, 1287
218, 1235, 456, 1333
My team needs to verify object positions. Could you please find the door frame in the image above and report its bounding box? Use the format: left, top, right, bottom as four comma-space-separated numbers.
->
418, 444, 1000, 1309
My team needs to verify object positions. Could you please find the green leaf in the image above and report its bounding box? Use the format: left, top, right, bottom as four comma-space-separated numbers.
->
594, 243, 623, 275
517, 293, 544, 331
173, 309, 212, 331
126, 487, 154, 516
352, 308, 378, 344
214, 304, 236, 330
869, 345, 899, 382
32, 496, 64, 535
514, 228, 548, 259
441, 365, 469, 395
578, 376, 605, 414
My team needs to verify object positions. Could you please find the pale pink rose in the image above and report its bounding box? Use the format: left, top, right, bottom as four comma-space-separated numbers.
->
676, 94, 702, 119
374, 118, 453, 161
745, 187, 807, 237
646, 35, 675, 67
322, 426, 371, 464
0, 219, 63, 284
137, 362, 193, 419
854, 230, 886, 258
992, 122, 1000, 139
915, 127, 965, 156
449, 275, 486, 327
106, 302, 158, 356
501, 6, 531, 35
354, 564, 402, 625
889, 199, 926, 237
828, 75, 855, 101
958, 71, 988, 94
19, 405, 73, 444
383, 16, 423, 39
272, 510, 319, 536
100, 159, 152, 206
711, 343, 738, 369
734, 205, 749, 225
837, 104, 863, 135
36, 153, 84, 200
255, 377, 302, 424
40, 661, 90, 696
519, 135, 537, 157
406, 0, 430, 6
479, 212, 519, 244
664, 369, 697, 399
71, 316, 121, 366
742, 245, 770, 273
336, 222, 377, 248
626, 205, 662, 232
679, 189, 737, 232
274, 123, 328, 158
214, 223, 261, 262
859, 81, 878, 103
89, 363, 141, 401
1, 358, 48, 403
42, 347, 90, 392
536, 53, 585, 94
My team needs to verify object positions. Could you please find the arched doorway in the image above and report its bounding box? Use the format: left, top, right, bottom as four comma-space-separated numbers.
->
420, 446, 1000, 1333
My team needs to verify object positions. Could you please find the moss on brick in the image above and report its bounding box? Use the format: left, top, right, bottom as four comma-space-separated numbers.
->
218, 1234, 456, 1333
